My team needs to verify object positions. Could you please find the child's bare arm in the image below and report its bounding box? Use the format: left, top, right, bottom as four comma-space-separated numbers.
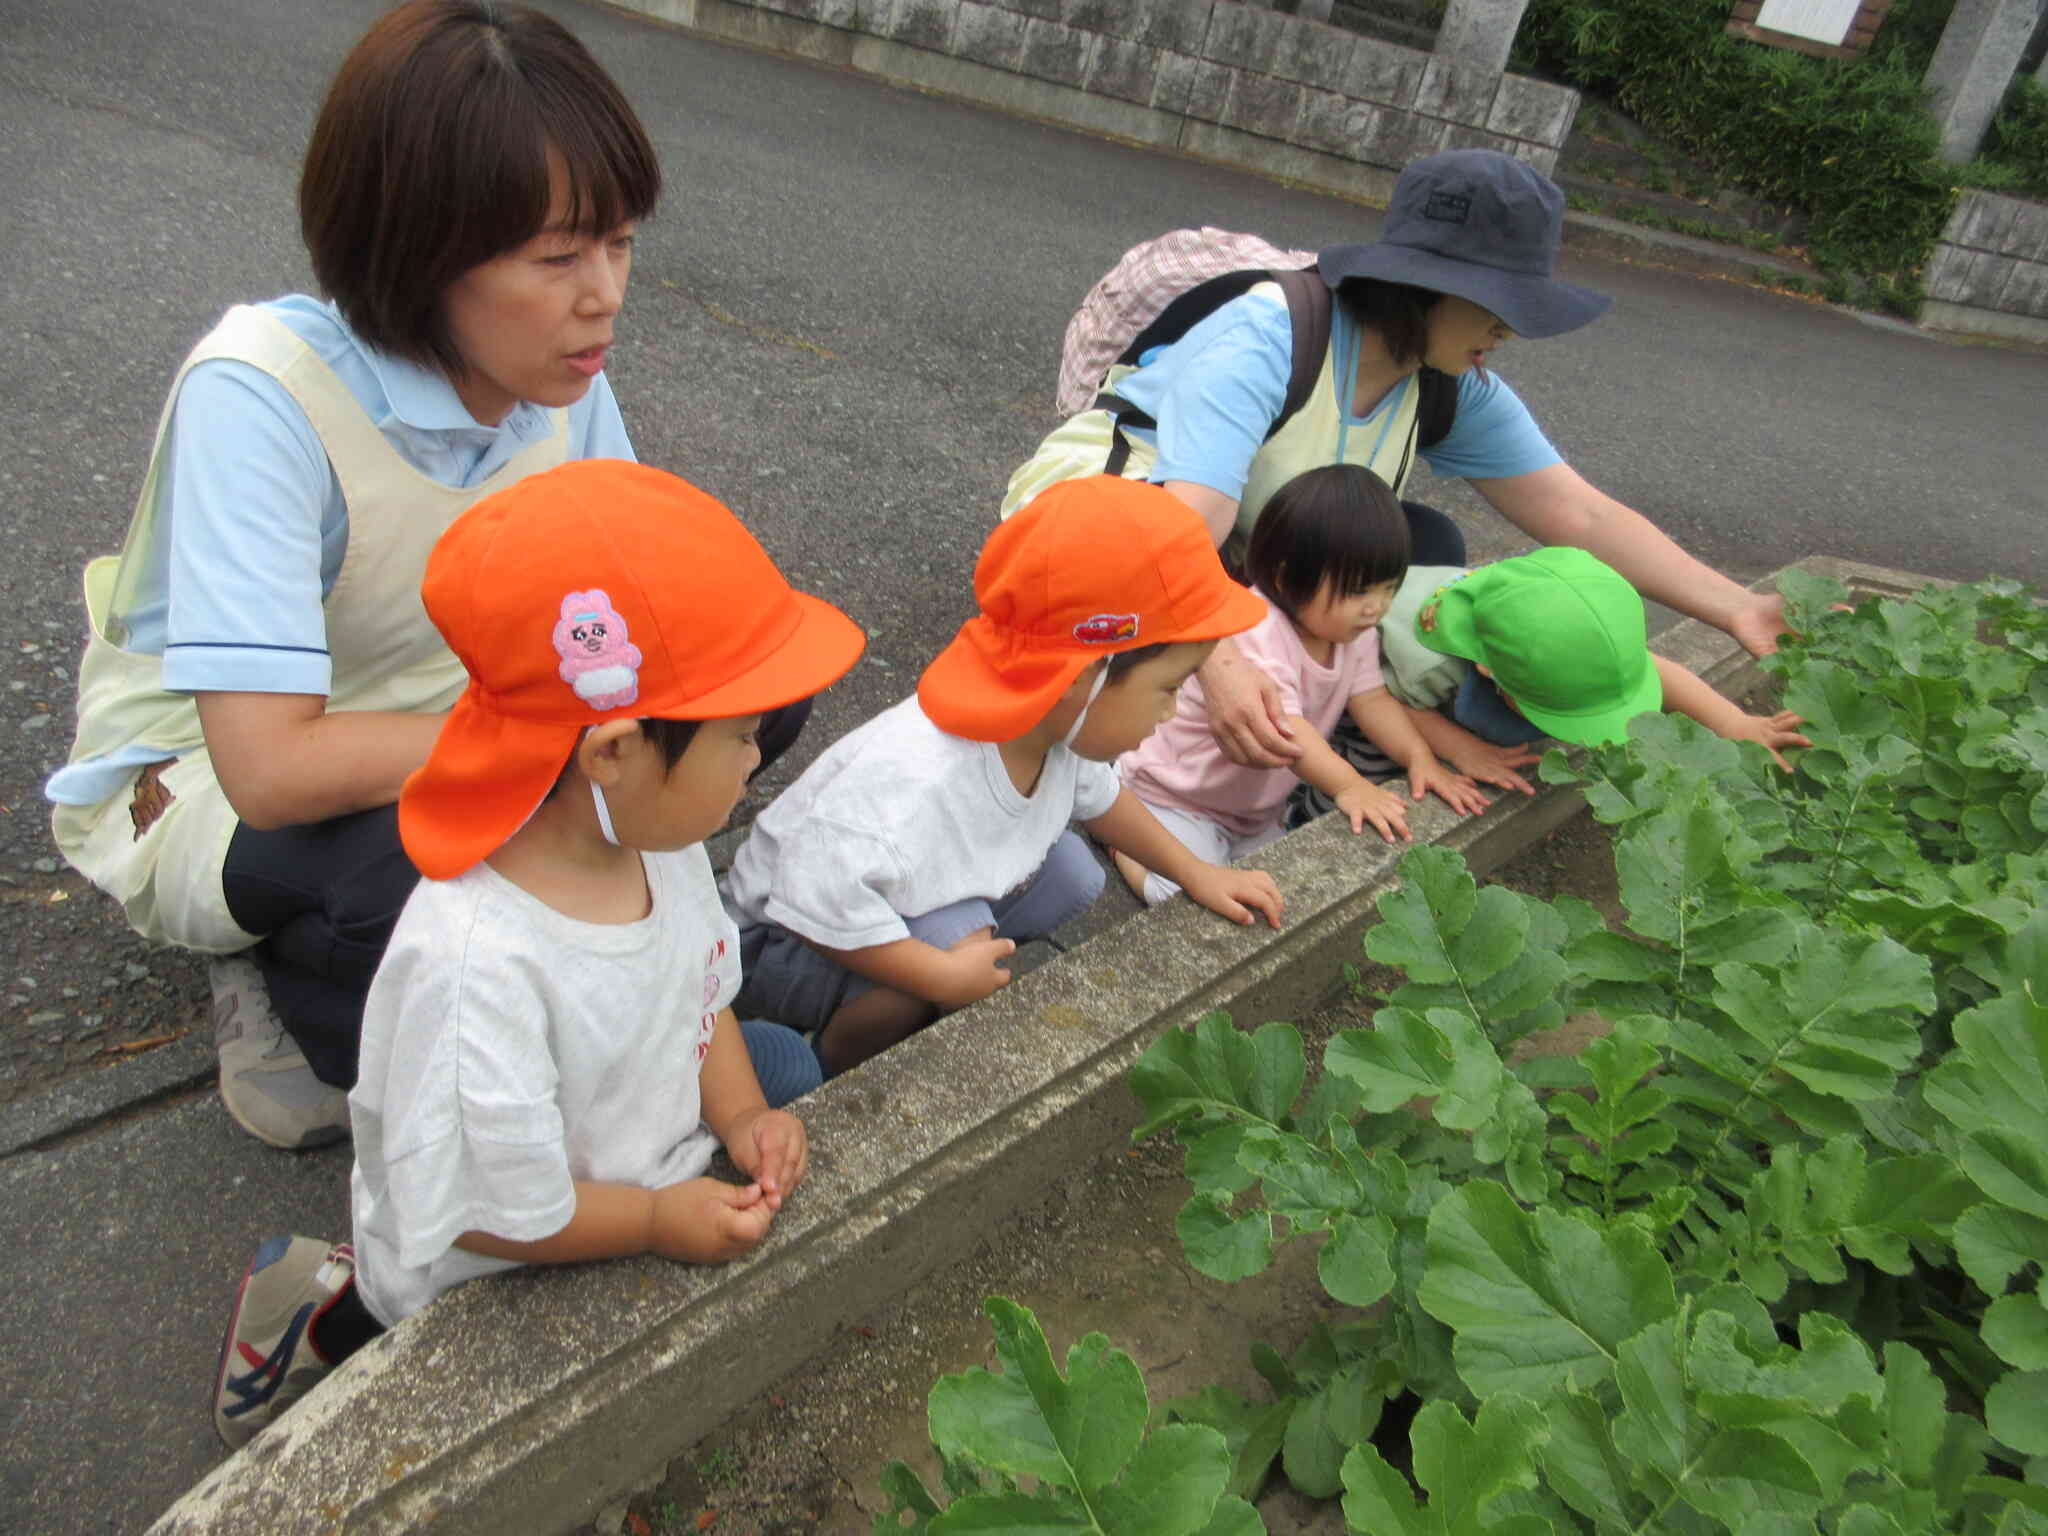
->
455, 1176, 773, 1265
1652, 655, 1810, 771
1346, 688, 1492, 816
1405, 705, 1539, 796
1083, 788, 1284, 928
809, 932, 1015, 1009
453, 1012, 803, 1266
1284, 713, 1413, 843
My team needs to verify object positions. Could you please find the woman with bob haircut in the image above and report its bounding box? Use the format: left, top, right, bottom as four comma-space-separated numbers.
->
1002, 148, 1790, 774
45, 1, 774, 1152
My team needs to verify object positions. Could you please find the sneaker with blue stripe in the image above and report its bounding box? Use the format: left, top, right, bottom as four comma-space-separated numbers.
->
213, 1235, 355, 1449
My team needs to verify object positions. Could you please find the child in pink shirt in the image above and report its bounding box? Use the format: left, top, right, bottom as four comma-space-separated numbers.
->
1114, 465, 1492, 905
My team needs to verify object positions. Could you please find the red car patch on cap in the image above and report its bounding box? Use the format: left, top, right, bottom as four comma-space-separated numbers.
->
1072, 613, 1140, 644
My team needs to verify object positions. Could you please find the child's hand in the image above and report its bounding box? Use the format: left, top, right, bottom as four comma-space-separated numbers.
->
934, 931, 1016, 1008
1438, 740, 1541, 798
1180, 863, 1284, 929
724, 1107, 808, 1212
1404, 755, 1493, 818
648, 1176, 775, 1263
1726, 709, 1811, 772
1335, 781, 1413, 843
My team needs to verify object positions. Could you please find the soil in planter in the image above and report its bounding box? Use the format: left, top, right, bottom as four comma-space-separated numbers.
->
575, 813, 1621, 1536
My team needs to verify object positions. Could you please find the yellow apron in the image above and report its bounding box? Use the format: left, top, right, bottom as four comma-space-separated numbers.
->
52, 306, 567, 950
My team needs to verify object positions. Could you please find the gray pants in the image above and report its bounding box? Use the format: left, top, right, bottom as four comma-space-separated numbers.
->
734, 830, 1105, 1035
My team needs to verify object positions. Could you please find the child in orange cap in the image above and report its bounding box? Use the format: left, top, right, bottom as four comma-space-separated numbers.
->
725, 475, 1285, 1077
211, 460, 865, 1450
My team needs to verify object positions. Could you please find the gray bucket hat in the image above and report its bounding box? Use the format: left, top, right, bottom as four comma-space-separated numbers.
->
1320, 149, 1610, 339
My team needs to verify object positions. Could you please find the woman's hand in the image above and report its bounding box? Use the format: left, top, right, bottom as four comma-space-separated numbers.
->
1198, 642, 1300, 769
1726, 593, 1793, 658
1335, 781, 1412, 843
723, 1107, 808, 1211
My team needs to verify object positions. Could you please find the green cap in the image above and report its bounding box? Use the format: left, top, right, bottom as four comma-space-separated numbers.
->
1413, 548, 1661, 745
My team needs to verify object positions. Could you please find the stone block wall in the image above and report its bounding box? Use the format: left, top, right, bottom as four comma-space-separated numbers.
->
1922, 190, 2048, 338
621, 0, 1579, 186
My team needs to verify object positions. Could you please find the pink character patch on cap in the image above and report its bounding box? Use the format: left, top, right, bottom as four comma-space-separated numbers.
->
553, 589, 644, 710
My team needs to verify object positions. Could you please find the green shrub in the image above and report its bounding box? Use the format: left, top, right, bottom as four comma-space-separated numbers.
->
1515, 0, 1960, 281
1984, 77, 2048, 197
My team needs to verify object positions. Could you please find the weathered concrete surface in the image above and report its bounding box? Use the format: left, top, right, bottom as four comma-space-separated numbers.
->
1923, 188, 2048, 344
1435, 0, 1531, 80
144, 554, 1914, 1536
609, 0, 1581, 183
1925, 0, 2039, 164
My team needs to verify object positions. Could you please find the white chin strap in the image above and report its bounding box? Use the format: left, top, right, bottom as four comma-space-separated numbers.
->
590, 780, 620, 846
1061, 666, 1110, 747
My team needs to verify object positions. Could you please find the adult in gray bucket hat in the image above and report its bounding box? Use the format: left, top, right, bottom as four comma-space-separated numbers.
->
1002, 147, 1789, 770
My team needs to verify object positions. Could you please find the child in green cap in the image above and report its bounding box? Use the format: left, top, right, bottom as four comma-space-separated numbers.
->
1381, 547, 1808, 771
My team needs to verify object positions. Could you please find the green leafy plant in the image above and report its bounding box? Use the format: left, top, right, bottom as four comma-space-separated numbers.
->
877, 1298, 1259, 1534
1981, 78, 2048, 198
891, 578, 2048, 1532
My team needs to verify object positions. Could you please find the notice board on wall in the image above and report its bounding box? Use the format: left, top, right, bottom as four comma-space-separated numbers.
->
1728, 0, 1894, 58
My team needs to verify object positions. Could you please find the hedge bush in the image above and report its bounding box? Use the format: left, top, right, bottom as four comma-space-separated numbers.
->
1985, 78, 2048, 198
1514, 0, 1959, 281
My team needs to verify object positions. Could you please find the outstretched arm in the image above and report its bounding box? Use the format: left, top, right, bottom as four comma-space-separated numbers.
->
1471, 463, 1789, 657
1085, 789, 1284, 928
1652, 655, 1809, 771
1406, 707, 1539, 796
1346, 689, 1493, 816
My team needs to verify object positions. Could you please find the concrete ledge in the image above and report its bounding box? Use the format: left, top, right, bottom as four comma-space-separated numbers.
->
0, 1030, 213, 1159
149, 557, 1914, 1535
1918, 296, 2048, 347
1923, 189, 2048, 334
597, 0, 1575, 209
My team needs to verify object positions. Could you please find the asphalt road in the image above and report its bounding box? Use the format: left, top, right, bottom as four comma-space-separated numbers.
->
0, 0, 2043, 1528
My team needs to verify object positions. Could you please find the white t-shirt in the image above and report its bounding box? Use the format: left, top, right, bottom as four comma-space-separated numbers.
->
724, 696, 1122, 949
348, 845, 739, 1325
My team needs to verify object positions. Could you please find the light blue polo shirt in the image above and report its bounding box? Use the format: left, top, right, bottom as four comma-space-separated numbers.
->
1110, 290, 1559, 503
46, 296, 634, 807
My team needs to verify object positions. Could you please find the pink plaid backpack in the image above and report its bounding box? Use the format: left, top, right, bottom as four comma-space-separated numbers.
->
1055, 228, 1324, 419
1053, 227, 1458, 479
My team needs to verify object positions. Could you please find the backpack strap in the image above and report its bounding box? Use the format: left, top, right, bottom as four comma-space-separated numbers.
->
1269, 267, 1333, 437
1414, 365, 1458, 451
1096, 266, 1334, 477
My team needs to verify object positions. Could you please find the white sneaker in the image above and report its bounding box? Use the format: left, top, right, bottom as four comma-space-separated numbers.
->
210, 958, 350, 1150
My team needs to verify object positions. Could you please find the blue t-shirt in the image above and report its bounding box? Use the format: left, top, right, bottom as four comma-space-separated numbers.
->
1109, 289, 1558, 503
46, 296, 635, 807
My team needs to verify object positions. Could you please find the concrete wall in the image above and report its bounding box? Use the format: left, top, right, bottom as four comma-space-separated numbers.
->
612, 0, 1580, 208
1921, 188, 2048, 344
